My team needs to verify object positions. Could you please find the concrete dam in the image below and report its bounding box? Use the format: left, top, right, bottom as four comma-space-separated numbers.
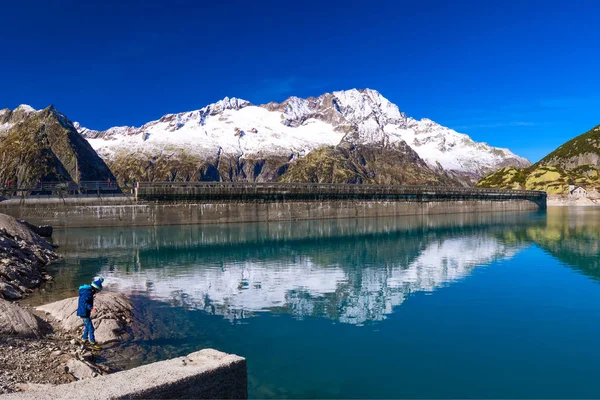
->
0, 183, 546, 228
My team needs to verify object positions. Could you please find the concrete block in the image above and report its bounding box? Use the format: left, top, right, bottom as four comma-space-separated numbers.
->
2, 349, 247, 399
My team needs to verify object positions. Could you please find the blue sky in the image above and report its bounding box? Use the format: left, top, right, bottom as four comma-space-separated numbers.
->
2, 0, 599, 162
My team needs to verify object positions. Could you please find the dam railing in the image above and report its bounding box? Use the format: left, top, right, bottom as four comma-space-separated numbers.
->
0, 181, 122, 196
135, 181, 547, 204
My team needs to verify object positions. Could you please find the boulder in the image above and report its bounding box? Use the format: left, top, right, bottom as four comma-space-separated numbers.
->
0, 299, 45, 338
0, 214, 53, 251
94, 319, 127, 342
65, 359, 95, 380
36, 293, 133, 343
17, 220, 53, 238
0, 281, 23, 300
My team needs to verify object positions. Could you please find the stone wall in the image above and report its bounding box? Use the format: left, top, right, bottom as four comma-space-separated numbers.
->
2, 349, 247, 400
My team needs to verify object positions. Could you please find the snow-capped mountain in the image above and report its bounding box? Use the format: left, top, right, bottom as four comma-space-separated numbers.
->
77, 89, 529, 185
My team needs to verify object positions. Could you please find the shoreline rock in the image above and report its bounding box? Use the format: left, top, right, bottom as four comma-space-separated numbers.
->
0, 213, 116, 394
17, 220, 53, 238
0, 214, 58, 300
0, 299, 48, 338
37, 293, 134, 344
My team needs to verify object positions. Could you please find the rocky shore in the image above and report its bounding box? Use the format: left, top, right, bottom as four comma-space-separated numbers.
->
547, 194, 600, 207
0, 214, 132, 394
0, 214, 56, 301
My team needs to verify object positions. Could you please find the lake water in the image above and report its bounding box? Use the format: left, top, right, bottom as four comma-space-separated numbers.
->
36, 208, 600, 398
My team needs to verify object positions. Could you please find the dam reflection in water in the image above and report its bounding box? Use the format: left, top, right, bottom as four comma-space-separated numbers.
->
44, 208, 600, 399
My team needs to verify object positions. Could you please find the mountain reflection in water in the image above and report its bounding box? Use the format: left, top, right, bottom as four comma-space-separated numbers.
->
45, 211, 545, 324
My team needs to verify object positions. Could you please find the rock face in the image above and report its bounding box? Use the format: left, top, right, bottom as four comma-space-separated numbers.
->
0, 214, 58, 300
0, 299, 46, 338
477, 124, 600, 194
77, 89, 529, 185
539, 124, 600, 170
279, 142, 459, 185
0, 105, 115, 186
36, 293, 133, 344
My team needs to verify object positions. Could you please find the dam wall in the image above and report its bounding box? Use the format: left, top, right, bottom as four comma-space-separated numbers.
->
2, 349, 247, 400
0, 184, 546, 228
135, 182, 546, 203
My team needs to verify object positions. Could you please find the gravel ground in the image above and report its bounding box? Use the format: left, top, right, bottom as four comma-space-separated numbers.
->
0, 333, 75, 393
0, 315, 115, 394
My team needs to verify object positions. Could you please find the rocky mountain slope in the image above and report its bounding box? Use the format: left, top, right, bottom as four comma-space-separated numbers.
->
477, 124, 600, 194
0, 105, 115, 186
539, 124, 600, 169
78, 89, 529, 185
279, 142, 458, 185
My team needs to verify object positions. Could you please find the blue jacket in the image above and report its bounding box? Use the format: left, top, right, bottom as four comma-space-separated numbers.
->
77, 284, 94, 318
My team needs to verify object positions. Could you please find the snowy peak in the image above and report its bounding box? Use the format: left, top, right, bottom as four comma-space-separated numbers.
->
1, 104, 40, 133
207, 96, 251, 114
14, 104, 37, 113
263, 88, 406, 133
331, 88, 406, 126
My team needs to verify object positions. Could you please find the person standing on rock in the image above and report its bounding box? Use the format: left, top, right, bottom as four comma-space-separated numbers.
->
77, 277, 104, 350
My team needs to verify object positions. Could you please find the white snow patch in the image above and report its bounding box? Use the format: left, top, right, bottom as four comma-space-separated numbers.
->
15, 104, 36, 113
88, 103, 345, 159
0, 122, 14, 132
384, 117, 528, 172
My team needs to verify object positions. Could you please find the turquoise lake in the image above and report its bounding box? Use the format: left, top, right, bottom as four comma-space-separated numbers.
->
38, 208, 600, 398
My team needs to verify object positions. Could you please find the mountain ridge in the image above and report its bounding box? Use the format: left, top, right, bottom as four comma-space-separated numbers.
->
75, 88, 530, 185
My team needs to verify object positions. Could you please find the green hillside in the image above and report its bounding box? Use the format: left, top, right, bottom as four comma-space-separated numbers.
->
477, 124, 600, 193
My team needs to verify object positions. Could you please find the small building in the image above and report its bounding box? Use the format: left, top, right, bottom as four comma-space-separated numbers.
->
568, 183, 588, 198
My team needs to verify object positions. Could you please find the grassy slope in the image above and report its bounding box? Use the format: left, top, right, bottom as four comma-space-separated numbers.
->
477, 125, 600, 193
